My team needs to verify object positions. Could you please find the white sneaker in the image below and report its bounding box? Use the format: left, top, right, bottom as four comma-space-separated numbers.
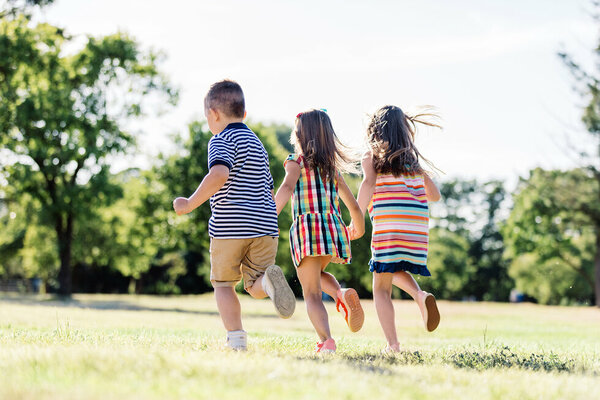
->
262, 265, 296, 319
225, 330, 247, 351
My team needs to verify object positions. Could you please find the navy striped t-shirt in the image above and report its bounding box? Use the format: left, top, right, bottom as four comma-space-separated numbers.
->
207, 122, 279, 239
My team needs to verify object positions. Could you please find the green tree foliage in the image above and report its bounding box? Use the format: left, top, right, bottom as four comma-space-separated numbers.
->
0, 0, 54, 19
0, 16, 176, 295
502, 168, 595, 305
148, 121, 214, 293
558, 14, 600, 306
424, 227, 474, 299
429, 179, 511, 301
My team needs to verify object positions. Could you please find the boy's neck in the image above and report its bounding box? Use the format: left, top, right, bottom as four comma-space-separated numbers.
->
215, 118, 245, 135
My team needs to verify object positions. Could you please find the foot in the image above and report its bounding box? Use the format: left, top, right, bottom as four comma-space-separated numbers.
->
225, 330, 247, 351
263, 265, 296, 319
316, 338, 336, 354
417, 291, 440, 332
336, 288, 364, 333
381, 343, 400, 355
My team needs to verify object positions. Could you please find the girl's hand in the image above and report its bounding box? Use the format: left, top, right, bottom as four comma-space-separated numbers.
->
173, 197, 189, 215
348, 220, 365, 240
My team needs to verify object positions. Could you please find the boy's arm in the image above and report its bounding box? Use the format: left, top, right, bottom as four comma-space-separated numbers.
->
338, 174, 365, 239
275, 161, 301, 215
173, 165, 229, 215
356, 152, 377, 215
424, 173, 441, 202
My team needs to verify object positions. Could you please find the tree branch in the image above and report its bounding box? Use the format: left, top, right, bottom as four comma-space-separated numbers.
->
561, 254, 595, 290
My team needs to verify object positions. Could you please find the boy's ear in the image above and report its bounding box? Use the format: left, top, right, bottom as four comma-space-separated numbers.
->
243, 110, 247, 120
209, 108, 220, 121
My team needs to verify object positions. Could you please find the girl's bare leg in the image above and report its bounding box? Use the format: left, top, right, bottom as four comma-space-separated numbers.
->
320, 258, 341, 300
297, 256, 332, 342
373, 272, 399, 350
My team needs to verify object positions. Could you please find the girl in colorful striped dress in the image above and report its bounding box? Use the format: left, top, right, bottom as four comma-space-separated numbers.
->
275, 109, 365, 354
352, 105, 442, 353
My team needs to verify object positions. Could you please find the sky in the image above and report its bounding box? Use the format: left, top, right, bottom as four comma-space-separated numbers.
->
33, 0, 599, 183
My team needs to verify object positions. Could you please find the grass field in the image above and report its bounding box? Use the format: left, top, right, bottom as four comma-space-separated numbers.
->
1, 294, 599, 400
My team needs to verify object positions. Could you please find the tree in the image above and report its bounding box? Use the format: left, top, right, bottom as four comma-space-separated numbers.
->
429, 179, 512, 301
0, 0, 54, 18
502, 168, 595, 305
558, 13, 600, 306
0, 16, 176, 295
424, 227, 474, 299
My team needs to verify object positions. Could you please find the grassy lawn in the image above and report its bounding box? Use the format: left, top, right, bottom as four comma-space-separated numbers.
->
1, 294, 599, 399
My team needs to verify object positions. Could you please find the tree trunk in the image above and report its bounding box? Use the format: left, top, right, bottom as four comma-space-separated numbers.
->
56, 212, 74, 297
595, 229, 600, 307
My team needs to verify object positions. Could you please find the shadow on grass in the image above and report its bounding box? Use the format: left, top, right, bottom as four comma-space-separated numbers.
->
296, 347, 592, 376
446, 346, 578, 373
0, 295, 279, 319
295, 350, 425, 376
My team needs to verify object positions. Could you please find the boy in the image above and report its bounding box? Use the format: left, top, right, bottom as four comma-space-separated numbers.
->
173, 80, 295, 351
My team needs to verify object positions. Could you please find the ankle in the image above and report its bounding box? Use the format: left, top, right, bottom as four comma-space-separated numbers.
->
261, 274, 274, 298
388, 342, 400, 351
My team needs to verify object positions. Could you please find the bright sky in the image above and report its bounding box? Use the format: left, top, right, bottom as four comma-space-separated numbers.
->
35, 0, 598, 182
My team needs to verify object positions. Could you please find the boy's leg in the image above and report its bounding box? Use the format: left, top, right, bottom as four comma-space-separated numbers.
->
210, 238, 249, 346
247, 275, 267, 298
244, 236, 278, 299
214, 286, 243, 331
373, 272, 399, 350
243, 236, 295, 318
297, 256, 332, 342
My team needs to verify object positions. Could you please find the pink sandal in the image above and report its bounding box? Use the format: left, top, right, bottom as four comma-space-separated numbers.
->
316, 338, 336, 354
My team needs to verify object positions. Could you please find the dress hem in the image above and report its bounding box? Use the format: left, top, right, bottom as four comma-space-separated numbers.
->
369, 260, 431, 276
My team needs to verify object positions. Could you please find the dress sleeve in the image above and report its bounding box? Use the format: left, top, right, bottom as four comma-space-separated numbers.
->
283, 153, 303, 169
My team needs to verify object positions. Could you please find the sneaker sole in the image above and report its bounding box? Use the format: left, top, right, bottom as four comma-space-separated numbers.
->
266, 265, 295, 319
342, 288, 364, 333
424, 294, 440, 332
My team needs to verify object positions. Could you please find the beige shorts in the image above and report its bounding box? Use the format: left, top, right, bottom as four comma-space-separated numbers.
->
210, 236, 278, 290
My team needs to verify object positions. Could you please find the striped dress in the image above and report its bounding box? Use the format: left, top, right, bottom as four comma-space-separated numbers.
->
368, 173, 431, 276
285, 154, 351, 268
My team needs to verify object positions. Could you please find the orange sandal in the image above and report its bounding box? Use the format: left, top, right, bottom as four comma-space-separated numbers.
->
336, 288, 364, 333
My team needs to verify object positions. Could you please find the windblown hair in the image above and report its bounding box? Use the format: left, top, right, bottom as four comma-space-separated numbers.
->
292, 109, 356, 182
367, 105, 440, 176
204, 79, 245, 118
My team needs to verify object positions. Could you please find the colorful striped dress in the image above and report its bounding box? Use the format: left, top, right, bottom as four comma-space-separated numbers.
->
285, 154, 352, 268
368, 173, 431, 276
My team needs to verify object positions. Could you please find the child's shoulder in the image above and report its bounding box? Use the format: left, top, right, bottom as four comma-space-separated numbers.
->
284, 153, 304, 167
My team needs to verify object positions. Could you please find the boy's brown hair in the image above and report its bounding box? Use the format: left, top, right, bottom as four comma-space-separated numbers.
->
293, 109, 356, 182
204, 79, 245, 118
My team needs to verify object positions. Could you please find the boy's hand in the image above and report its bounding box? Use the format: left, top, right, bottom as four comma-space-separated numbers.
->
173, 197, 190, 215
348, 220, 365, 240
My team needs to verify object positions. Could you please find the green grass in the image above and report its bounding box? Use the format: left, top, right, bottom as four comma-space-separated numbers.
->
1, 294, 599, 399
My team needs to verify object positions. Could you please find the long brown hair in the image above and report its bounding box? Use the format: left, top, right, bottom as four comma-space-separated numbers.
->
292, 109, 356, 182
367, 105, 440, 176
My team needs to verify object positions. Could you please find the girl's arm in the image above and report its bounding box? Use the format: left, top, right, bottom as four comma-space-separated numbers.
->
338, 174, 365, 240
173, 165, 230, 215
424, 173, 441, 202
274, 161, 301, 215
356, 152, 377, 215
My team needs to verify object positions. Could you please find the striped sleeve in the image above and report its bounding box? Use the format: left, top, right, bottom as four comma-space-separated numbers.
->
208, 135, 235, 170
